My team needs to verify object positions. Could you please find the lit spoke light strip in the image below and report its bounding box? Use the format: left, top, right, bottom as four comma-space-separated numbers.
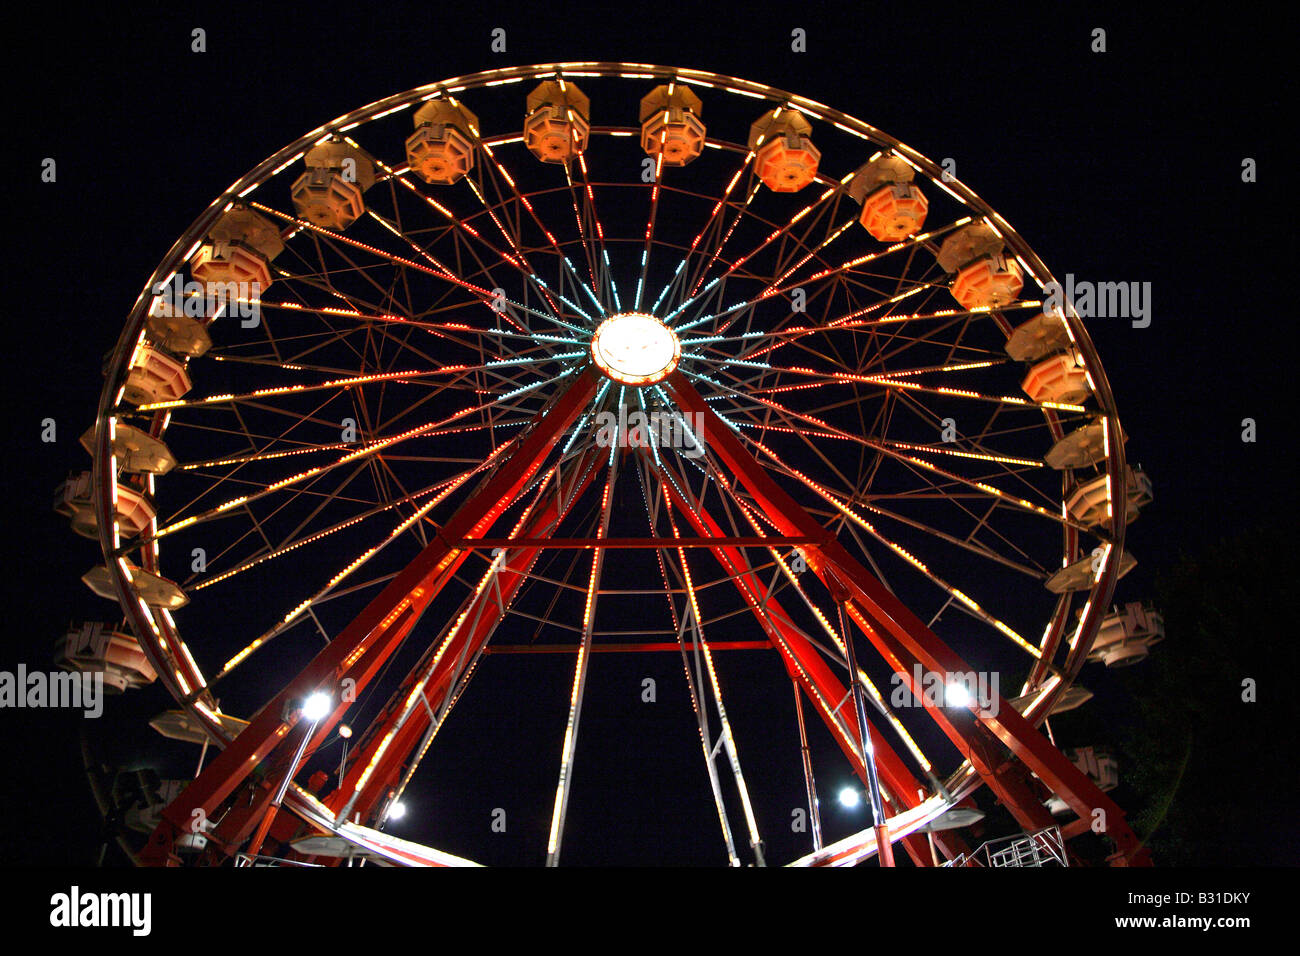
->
477, 136, 604, 314
658, 500, 738, 866
362, 208, 587, 338
176, 417, 529, 473
246, 201, 509, 313
153, 374, 563, 541
736, 441, 1042, 659
175, 442, 357, 471
763, 217, 855, 295
703, 180, 846, 312
655, 460, 924, 797
252, 193, 580, 353
191, 477, 461, 592
824, 371, 1089, 414
704, 300, 1043, 367
700, 374, 1079, 527
389, 465, 577, 812
137, 366, 492, 411
683, 178, 762, 307
238, 299, 551, 341
217, 446, 515, 676
568, 153, 622, 310
350, 547, 513, 804
767, 217, 969, 301
558, 155, 604, 301
562, 380, 611, 455
546, 464, 614, 864
706, 470, 934, 772
463, 176, 596, 325
878, 440, 1043, 469
634, 151, 665, 310
671, 218, 958, 340
653, 146, 757, 314
666, 503, 764, 863
376, 149, 544, 289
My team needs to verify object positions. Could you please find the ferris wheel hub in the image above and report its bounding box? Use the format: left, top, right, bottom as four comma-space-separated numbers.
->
590, 311, 681, 386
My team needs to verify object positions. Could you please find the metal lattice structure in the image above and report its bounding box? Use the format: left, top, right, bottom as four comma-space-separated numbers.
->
943, 826, 1069, 868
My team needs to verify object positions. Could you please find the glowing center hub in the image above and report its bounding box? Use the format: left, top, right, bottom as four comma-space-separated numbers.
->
590, 312, 680, 386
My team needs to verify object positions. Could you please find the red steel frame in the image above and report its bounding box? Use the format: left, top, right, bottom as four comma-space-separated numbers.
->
140, 368, 598, 864
140, 362, 1147, 866
320, 450, 602, 826
663, 371, 1149, 865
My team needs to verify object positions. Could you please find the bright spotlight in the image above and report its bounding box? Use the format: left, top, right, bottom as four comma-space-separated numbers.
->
387, 801, 407, 821
838, 787, 861, 809
945, 681, 972, 708
337, 723, 353, 739
301, 691, 331, 722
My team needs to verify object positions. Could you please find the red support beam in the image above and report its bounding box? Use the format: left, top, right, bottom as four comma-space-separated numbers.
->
664, 371, 1149, 865
325, 452, 602, 824
651, 459, 958, 865
140, 368, 599, 865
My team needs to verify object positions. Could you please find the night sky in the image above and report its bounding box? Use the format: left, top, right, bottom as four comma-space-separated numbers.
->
3, 2, 1293, 870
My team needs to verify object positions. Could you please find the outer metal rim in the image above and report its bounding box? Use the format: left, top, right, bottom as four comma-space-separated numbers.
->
91, 62, 1127, 857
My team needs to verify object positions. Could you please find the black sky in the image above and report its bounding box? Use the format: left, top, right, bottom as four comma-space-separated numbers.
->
2, 1, 1293, 867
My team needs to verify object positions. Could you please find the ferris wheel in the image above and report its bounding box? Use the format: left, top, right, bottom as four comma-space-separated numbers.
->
67, 62, 1157, 866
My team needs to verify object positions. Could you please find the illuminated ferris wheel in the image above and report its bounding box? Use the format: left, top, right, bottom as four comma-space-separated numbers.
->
66, 62, 1158, 866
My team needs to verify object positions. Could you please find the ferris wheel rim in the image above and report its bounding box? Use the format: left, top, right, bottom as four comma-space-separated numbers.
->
89, 62, 1130, 865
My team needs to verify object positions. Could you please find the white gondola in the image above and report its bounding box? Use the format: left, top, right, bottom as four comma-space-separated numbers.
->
118, 778, 206, 850
936, 223, 1023, 309
406, 100, 479, 184
146, 297, 212, 357
1045, 549, 1136, 593
80, 423, 176, 475
191, 205, 284, 291
55, 621, 157, 693
82, 564, 189, 610
292, 140, 376, 228
1005, 312, 1072, 363
1010, 684, 1094, 716
749, 108, 820, 192
149, 709, 249, 744
848, 155, 928, 241
54, 470, 155, 539
915, 805, 986, 833
1065, 466, 1154, 527
524, 80, 590, 164
1044, 421, 1123, 470
1089, 601, 1165, 666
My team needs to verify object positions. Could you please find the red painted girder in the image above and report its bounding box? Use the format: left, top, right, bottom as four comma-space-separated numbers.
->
329, 453, 601, 822
664, 371, 1148, 865
139, 368, 599, 865
651, 464, 951, 865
